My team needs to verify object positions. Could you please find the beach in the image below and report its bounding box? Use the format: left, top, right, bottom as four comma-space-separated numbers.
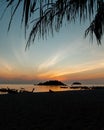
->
0, 90, 104, 130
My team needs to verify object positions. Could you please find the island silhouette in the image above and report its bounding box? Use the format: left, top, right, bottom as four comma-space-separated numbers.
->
72, 82, 82, 85
38, 80, 66, 86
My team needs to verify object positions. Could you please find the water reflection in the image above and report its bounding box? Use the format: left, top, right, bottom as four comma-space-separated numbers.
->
1, 84, 104, 94
0, 84, 76, 94
35, 85, 72, 92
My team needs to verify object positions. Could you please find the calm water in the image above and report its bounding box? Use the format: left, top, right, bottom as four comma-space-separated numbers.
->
0, 84, 73, 93
0, 84, 104, 94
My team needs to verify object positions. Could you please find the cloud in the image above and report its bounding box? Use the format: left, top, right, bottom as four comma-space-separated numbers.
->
38, 44, 73, 72
37, 58, 104, 80
0, 59, 14, 72
50, 59, 104, 80
38, 54, 60, 71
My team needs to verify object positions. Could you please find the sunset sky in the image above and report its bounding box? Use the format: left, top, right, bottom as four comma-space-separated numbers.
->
0, 2, 104, 84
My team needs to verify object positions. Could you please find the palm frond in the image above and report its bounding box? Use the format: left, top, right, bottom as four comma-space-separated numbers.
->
85, 1, 104, 44
1, 0, 104, 48
8, 0, 21, 31
26, 0, 99, 48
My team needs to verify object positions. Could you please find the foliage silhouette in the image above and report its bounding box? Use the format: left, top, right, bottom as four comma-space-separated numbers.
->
1, 0, 104, 48
38, 80, 66, 86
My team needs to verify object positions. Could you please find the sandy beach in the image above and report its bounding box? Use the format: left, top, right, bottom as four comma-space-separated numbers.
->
0, 90, 104, 130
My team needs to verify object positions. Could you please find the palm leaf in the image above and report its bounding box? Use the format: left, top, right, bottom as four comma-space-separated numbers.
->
85, 1, 104, 44
1, 0, 104, 48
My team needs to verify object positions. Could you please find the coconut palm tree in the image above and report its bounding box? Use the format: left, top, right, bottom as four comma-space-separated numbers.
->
1, 0, 104, 48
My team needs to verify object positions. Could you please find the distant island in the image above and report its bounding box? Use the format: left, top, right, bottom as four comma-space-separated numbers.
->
72, 82, 82, 85
38, 80, 66, 86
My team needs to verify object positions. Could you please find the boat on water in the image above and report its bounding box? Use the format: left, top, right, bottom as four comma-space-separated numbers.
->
60, 86, 68, 89
71, 82, 82, 86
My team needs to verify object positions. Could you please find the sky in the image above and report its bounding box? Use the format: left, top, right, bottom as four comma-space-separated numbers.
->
0, 2, 104, 84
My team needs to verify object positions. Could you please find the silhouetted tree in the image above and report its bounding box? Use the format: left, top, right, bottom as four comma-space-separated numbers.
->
1, 0, 104, 48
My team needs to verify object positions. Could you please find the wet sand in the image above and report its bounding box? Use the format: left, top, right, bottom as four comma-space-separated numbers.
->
0, 90, 104, 130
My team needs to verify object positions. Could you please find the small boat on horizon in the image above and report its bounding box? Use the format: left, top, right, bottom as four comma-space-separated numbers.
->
60, 86, 68, 89
71, 82, 82, 86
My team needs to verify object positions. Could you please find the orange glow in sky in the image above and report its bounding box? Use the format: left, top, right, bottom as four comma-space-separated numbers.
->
0, 3, 104, 84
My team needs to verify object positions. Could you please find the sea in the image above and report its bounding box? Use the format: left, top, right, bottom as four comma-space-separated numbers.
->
0, 83, 104, 94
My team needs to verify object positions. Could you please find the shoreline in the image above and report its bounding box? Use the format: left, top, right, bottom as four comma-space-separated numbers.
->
0, 89, 104, 129
1, 84, 104, 94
